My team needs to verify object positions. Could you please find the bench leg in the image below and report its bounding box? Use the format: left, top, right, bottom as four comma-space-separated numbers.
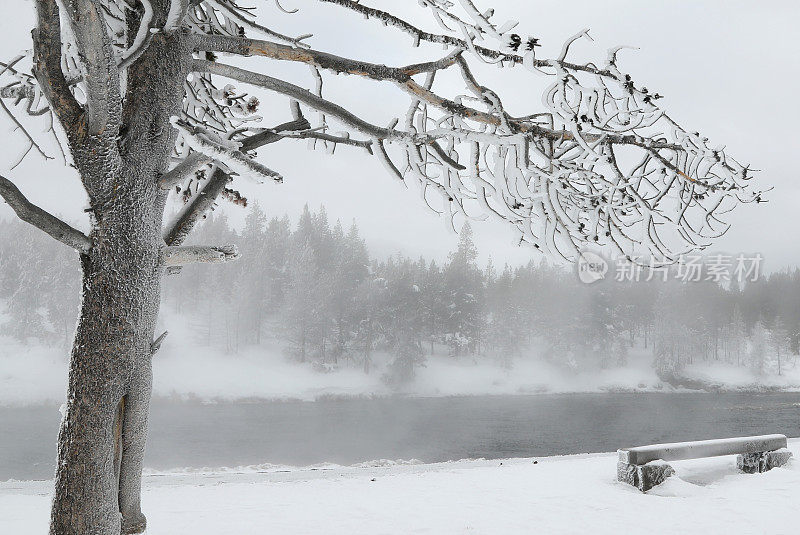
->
737, 449, 792, 474
617, 461, 675, 492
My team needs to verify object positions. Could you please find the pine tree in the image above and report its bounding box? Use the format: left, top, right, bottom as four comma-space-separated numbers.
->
749, 319, 768, 376
239, 204, 269, 344
443, 222, 484, 356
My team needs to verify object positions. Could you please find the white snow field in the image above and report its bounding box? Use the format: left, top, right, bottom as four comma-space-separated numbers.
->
2, 440, 798, 534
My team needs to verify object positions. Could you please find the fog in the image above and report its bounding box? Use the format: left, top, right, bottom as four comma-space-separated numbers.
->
1, 204, 798, 406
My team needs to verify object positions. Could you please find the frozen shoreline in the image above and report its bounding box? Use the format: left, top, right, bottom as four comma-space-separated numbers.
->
3, 440, 798, 534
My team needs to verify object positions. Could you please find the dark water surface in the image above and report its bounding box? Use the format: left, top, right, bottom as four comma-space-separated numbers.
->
2, 393, 800, 480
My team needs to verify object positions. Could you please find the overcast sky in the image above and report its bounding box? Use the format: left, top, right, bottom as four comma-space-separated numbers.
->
1, 1, 798, 271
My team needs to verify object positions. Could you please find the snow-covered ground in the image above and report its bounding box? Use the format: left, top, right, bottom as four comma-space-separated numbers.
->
2, 439, 797, 534
3, 330, 800, 406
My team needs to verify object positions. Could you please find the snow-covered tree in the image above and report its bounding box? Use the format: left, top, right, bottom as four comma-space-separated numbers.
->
238, 203, 269, 344
284, 241, 325, 362
2, 228, 48, 341
443, 222, 484, 355
381, 256, 426, 386
0, 1, 759, 532
770, 316, 790, 376
749, 319, 769, 376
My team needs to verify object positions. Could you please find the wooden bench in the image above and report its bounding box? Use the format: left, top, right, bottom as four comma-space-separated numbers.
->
617, 434, 792, 491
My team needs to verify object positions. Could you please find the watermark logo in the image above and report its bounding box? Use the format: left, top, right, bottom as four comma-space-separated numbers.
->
615, 253, 763, 283
577, 250, 608, 284
577, 252, 764, 284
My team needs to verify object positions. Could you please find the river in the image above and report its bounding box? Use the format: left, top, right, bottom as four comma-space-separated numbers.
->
2, 392, 799, 480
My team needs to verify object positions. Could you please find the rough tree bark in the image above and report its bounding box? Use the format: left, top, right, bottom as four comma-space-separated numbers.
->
31, 3, 193, 533
50, 36, 188, 535
24, 6, 285, 531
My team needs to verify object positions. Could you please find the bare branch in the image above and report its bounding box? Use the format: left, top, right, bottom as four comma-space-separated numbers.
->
279, 130, 373, 152
58, 0, 121, 135
151, 330, 169, 355
162, 244, 240, 266
0, 175, 91, 253
234, 116, 311, 152
315, 0, 617, 77
190, 33, 462, 81
171, 117, 284, 182
32, 0, 82, 128
0, 98, 53, 166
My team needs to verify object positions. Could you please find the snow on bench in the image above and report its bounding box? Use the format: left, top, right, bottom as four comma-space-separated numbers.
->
617, 434, 792, 491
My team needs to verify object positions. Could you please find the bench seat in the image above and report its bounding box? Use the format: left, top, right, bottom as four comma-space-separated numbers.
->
618, 434, 788, 465
617, 434, 792, 491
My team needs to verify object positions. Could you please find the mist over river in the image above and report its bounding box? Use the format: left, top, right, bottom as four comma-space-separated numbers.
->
2, 393, 800, 481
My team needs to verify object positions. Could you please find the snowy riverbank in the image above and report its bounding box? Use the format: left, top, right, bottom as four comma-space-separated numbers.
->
2, 439, 798, 534
2, 333, 800, 406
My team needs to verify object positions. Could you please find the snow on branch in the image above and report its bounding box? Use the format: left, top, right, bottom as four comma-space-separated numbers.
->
316, 0, 610, 76
159, 152, 212, 191
0, 176, 91, 253
162, 113, 324, 247
36, 0, 751, 261
170, 117, 284, 183
192, 60, 417, 142
58, 0, 122, 135
200, 0, 312, 47
191, 1, 759, 260
7, 0, 761, 261
165, 0, 191, 32
161, 244, 240, 267
163, 167, 231, 247
119, 0, 154, 69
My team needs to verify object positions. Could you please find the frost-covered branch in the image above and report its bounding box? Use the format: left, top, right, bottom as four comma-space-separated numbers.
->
159, 152, 213, 191
163, 168, 231, 247
165, 0, 191, 32
161, 244, 240, 266
119, 0, 154, 69
31, 0, 82, 128
58, 0, 121, 135
14, 0, 756, 264
162, 112, 312, 244
190, 41, 679, 151
200, 0, 311, 46
192, 60, 419, 142
0, 176, 91, 253
171, 117, 284, 183
150, 330, 169, 355
316, 0, 616, 77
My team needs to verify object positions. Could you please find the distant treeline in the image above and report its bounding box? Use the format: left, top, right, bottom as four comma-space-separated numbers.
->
1, 206, 799, 384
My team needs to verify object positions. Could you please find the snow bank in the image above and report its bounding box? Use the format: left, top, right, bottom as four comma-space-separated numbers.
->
2, 440, 798, 534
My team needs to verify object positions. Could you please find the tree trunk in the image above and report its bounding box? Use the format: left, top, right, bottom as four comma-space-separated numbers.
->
29, 12, 192, 532
50, 163, 167, 534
